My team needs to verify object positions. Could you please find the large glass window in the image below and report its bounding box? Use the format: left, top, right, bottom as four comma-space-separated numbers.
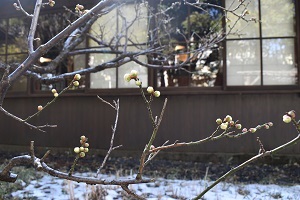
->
34, 12, 84, 91
0, 11, 84, 92
89, 3, 148, 89
154, 0, 223, 88
0, 19, 7, 55
0, 17, 30, 92
1, 0, 298, 93
226, 0, 297, 86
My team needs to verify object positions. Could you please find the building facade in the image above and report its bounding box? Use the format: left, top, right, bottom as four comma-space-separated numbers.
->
0, 0, 299, 155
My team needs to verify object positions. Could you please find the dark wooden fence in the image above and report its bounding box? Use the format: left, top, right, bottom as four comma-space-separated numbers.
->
1, 91, 299, 156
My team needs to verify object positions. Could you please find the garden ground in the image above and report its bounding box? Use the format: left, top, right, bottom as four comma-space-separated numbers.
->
0, 150, 299, 199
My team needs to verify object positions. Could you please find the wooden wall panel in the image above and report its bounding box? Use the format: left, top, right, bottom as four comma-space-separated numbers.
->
0, 93, 299, 155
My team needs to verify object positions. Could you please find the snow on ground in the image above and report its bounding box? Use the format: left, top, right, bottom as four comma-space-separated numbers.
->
11, 173, 300, 200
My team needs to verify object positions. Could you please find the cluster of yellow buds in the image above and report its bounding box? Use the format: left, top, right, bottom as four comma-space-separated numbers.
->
51, 88, 58, 97
49, 0, 55, 7
73, 74, 81, 87
124, 70, 139, 84
37, 74, 81, 111
217, 115, 273, 133
283, 110, 296, 123
216, 115, 241, 131
147, 86, 160, 98
241, 122, 273, 133
124, 70, 160, 97
75, 4, 84, 12
74, 135, 89, 158
75, 4, 89, 14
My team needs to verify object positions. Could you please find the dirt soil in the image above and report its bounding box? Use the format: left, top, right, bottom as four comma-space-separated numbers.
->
1, 150, 299, 186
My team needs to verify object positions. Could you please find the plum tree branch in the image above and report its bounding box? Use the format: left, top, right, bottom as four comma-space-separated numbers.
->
150, 122, 271, 153
0, 106, 56, 133
193, 123, 300, 199
96, 97, 122, 177
0, 154, 154, 185
0, 0, 120, 104
136, 85, 168, 180
28, 0, 43, 53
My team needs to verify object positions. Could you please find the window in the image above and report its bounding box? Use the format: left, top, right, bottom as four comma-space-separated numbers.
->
89, 3, 148, 89
225, 0, 297, 86
0, 17, 30, 92
33, 12, 84, 91
0, 11, 84, 92
153, 0, 224, 88
1, 0, 298, 94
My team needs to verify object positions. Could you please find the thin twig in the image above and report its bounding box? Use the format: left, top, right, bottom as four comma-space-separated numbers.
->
27, 0, 43, 53
96, 98, 122, 177
40, 150, 51, 163
193, 126, 300, 199
0, 106, 56, 132
97, 96, 116, 110
30, 141, 35, 165
139, 85, 156, 127
24, 78, 77, 122
150, 123, 271, 153
121, 184, 145, 200
136, 98, 168, 180
15, 0, 33, 17
144, 140, 169, 166
68, 155, 80, 177
145, 98, 168, 151
257, 137, 266, 154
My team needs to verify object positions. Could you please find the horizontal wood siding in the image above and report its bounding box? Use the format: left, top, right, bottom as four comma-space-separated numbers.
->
0, 93, 299, 155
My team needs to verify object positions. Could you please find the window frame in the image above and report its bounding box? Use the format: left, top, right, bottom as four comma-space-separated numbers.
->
86, 3, 150, 92
223, 0, 300, 91
1, 0, 300, 98
0, 17, 31, 96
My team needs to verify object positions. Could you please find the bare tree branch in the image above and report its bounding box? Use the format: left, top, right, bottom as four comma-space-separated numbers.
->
0, 154, 154, 185
96, 97, 122, 177
0, 106, 56, 132
0, 0, 120, 103
27, 0, 43, 53
150, 122, 271, 153
14, 0, 33, 17
193, 127, 300, 199
121, 184, 145, 200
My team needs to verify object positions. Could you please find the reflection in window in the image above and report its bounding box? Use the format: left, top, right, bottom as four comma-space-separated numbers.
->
89, 53, 116, 89
0, 12, 85, 92
1, 17, 41, 92
89, 3, 148, 89
37, 54, 86, 91
0, 17, 29, 92
226, 0, 259, 39
157, 45, 222, 87
155, 0, 223, 87
0, 19, 7, 54
226, 0, 297, 86
7, 18, 30, 54
34, 12, 86, 91
261, 0, 295, 37
227, 40, 261, 86
35, 12, 77, 51
263, 39, 296, 85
